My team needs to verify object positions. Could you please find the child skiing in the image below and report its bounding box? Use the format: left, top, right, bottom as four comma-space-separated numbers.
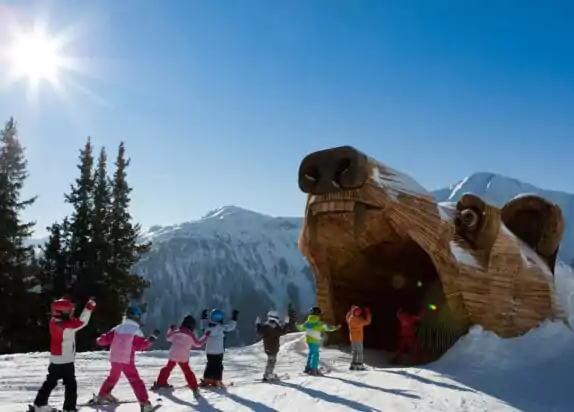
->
255, 310, 293, 381
152, 315, 210, 397
297, 306, 340, 375
199, 308, 238, 388
90, 305, 160, 412
346, 305, 372, 370
31, 296, 96, 412
391, 306, 423, 363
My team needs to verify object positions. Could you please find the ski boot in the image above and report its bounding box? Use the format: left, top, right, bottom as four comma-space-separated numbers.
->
192, 388, 201, 399
29, 405, 55, 412
150, 381, 173, 390
140, 402, 155, 412
199, 378, 215, 387
304, 365, 310, 374
263, 372, 279, 382
350, 363, 366, 371
89, 393, 119, 405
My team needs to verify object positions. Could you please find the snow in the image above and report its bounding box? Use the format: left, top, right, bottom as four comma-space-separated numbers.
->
371, 165, 429, 201
500, 224, 553, 278
449, 240, 482, 269
3, 261, 574, 411
3, 312, 574, 411
437, 202, 457, 222
133, 205, 315, 349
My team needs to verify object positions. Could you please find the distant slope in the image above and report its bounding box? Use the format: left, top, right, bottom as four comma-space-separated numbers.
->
136, 206, 315, 348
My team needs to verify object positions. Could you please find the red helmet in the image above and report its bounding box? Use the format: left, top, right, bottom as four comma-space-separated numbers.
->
51, 298, 74, 315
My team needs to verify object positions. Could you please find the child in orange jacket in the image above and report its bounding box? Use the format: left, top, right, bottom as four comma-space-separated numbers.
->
345, 305, 372, 370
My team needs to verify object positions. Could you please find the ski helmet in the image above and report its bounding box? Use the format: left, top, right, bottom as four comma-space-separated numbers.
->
126, 305, 143, 321
352, 306, 362, 316
309, 306, 321, 316
210, 309, 224, 322
181, 315, 196, 330
266, 310, 280, 323
51, 298, 74, 316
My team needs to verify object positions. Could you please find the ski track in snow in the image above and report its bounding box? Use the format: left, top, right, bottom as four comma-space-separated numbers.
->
2, 324, 574, 412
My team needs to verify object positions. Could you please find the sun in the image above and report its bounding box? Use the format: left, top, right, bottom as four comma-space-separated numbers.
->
7, 29, 63, 86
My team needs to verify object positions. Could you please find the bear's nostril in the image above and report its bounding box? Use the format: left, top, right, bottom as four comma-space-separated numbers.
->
333, 157, 352, 188
304, 167, 320, 183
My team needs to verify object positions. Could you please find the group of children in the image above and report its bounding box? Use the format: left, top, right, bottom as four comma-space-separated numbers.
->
31, 298, 240, 412
30, 296, 423, 412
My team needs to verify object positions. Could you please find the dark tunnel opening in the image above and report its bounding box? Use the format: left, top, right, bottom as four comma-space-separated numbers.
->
331, 237, 464, 364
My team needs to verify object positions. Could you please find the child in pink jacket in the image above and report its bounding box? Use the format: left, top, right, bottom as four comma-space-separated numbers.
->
89, 305, 160, 412
152, 315, 209, 397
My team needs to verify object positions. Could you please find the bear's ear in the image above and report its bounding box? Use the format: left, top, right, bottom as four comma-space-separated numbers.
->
501, 195, 564, 273
454, 193, 500, 255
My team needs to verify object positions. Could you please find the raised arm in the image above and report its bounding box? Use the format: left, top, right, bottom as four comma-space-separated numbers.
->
362, 308, 372, 326
165, 325, 178, 342
321, 322, 340, 333
61, 299, 96, 331
133, 328, 160, 351
223, 309, 239, 332
96, 329, 115, 347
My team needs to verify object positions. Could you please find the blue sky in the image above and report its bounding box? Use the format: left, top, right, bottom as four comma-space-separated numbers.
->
1, 0, 573, 237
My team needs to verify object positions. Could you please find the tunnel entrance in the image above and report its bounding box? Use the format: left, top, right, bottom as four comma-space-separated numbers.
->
332, 236, 463, 363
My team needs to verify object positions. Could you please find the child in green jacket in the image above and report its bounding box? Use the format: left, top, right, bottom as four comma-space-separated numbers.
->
297, 306, 340, 375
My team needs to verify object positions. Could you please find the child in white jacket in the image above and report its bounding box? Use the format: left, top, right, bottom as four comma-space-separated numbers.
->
199, 308, 238, 388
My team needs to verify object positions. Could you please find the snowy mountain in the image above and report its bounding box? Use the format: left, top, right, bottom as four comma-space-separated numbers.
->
431, 172, 574, 265
2, 263, 574, 411
136, 206, 315, 349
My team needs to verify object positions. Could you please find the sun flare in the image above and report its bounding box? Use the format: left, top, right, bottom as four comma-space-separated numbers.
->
8, 29, 63, 85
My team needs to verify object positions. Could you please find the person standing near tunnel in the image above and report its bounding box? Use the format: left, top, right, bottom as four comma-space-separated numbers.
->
391, 306, 423, 363
346, 305, 372, 370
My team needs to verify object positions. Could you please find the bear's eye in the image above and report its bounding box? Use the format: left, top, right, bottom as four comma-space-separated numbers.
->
455, 208, 480, 231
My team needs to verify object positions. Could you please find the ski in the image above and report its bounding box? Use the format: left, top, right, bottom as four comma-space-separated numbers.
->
256, 373, 290, 383
78, 397, 163, 408
27, 406, 57, 412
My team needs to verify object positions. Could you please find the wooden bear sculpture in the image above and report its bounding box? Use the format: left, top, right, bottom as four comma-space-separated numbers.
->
297, 145, 565, 362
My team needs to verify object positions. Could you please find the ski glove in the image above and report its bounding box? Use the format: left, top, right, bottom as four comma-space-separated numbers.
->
149, 329, 161, 341
201, 309, 208, 320
232, 309, 239, 321
86, 297, 97, 310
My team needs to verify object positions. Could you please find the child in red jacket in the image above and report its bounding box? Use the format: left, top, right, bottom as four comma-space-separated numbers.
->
32, 296, 96, 412
391, 307, 422, 363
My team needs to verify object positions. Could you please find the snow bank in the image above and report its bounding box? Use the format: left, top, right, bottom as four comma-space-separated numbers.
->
428, 262, 574, 411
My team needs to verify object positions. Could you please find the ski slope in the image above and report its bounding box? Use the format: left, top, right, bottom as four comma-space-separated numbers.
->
2, 322, 574, 412
3, 264, 574, 411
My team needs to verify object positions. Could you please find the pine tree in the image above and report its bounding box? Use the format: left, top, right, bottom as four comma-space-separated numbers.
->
0, 118, 38, 353
38, 218, 72, 298
65, 138, 95, 302
108, 142, 150, 311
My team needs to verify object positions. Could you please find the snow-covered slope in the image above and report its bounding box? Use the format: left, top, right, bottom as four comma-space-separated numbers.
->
2, 258, 574, 411
432, 172, 574, 264
136, 206, 315, 349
